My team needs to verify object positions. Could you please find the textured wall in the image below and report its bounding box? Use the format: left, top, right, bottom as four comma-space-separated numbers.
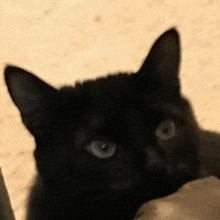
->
1, 0, 220, 219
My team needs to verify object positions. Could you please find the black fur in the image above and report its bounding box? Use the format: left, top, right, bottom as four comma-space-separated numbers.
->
5, 29, 202, 220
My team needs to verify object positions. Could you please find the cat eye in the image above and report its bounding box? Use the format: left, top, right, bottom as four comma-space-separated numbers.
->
86, 141, 116, 158
155, 120, 176, 140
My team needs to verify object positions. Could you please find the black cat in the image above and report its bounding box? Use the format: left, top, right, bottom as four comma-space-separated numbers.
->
5, 29, 203, 220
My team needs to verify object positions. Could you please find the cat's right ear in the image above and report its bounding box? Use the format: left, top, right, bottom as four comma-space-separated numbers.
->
4, 66, 58, 115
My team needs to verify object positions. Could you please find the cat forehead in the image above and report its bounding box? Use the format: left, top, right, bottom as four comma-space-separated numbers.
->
89, 115, 105, 129
60, 72, 135, 104
73, 72, 134, 94
74, 116, 105, 144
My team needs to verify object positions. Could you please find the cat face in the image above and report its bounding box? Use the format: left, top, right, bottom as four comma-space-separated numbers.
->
4, 29, 200, 201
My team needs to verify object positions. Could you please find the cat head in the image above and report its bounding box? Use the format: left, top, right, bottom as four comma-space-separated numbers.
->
4, 28, 200, 200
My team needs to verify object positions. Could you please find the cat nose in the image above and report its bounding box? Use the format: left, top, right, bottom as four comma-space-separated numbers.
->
145, 148, 167, 173
146, 162, 168, 174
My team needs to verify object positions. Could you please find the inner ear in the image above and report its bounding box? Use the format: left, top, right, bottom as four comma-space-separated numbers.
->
4, 65, 57, 115
138, 28, 180, 90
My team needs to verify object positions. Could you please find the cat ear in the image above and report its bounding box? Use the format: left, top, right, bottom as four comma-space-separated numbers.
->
139, 28, 180, 90
4, 66, 57, 115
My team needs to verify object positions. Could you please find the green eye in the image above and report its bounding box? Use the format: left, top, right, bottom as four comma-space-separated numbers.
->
86, 141, 116, 158
155, 120, 176, 140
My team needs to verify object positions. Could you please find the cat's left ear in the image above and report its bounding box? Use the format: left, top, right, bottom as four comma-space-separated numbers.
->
139, 28, 180, 90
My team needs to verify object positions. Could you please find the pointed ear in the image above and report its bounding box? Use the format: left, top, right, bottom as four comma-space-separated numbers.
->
4, 66, 57, 115
139, 28, 180, 90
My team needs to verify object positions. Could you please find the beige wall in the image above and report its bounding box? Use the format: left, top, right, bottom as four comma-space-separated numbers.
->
1, 1, 220, 219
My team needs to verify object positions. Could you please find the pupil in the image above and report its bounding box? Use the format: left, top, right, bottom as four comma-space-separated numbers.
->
163, 127, 169, 134
101, 144, 108, 151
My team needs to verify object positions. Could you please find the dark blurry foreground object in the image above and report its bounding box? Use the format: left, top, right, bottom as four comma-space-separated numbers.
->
0, 168, 16, 220
135, 176, 220, 220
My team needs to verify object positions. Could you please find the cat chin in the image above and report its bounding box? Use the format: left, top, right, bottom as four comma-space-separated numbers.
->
110, 180, 133, 190
75, 189, 127, 201
74, 181, 141, 201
